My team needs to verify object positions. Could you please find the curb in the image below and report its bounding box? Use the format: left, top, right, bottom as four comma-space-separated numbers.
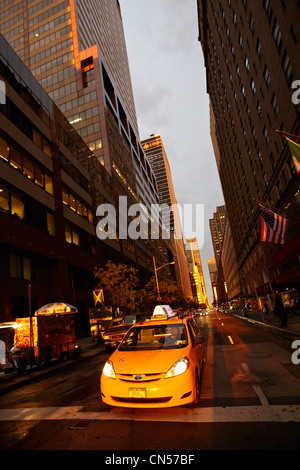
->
0, 342, 106, 395
228, 312, 300, 340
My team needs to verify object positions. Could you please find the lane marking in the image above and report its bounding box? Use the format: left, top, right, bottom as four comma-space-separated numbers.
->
241, 363, 269, 406
228, 335, 234, 344
0, 405, 299, 423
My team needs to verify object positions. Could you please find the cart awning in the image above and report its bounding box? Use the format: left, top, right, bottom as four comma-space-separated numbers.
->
35, 303, 78, 315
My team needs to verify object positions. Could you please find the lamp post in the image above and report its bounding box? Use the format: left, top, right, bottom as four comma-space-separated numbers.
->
153, 256, 175, 302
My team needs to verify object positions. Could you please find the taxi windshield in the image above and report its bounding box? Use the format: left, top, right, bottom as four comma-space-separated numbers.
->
118, 323, 188, 351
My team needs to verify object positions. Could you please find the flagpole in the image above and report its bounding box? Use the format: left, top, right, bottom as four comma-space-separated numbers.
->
253, 198, 300, 222
275, 129, 300, 141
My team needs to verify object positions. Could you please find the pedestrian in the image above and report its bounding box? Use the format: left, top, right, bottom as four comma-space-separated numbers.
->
274, 297, 287, 327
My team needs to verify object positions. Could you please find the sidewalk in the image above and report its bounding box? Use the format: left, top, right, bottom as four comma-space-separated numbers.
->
227, 309, 300, 337
0, 336, 105, 395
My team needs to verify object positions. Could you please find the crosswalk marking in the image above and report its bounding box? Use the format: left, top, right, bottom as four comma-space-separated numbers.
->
0, 405, 300, 423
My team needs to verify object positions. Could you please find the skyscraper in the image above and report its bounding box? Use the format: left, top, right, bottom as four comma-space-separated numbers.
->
209, 206, 227, 305
142, 134, 192, 299
0, 0, 159, 213
0, 1, 176, 324
186, 237, 209, 306
198, 0, 300, 306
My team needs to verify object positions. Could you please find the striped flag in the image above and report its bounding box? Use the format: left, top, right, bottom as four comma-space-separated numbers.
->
259, 204, 289, 245
286, 137, 300, 176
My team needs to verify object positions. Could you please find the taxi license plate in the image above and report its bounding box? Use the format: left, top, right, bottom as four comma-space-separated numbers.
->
129, 388, 146, 398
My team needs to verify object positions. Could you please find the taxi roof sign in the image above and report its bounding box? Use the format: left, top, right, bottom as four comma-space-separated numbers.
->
152, 305, 174, 320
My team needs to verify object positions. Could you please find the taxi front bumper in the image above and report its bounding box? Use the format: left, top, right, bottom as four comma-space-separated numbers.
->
100, 367, 196, 408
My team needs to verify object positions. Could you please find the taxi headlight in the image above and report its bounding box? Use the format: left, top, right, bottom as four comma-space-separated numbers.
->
103, 360, 116, 379
165, 357, 189, 379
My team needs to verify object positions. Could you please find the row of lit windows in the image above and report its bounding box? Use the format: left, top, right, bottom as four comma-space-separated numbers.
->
0, 179, 55, 238
1, 97, 52, 158
68, 106, 99, 125
62, 186, 93, 224
0, 132, 53, 195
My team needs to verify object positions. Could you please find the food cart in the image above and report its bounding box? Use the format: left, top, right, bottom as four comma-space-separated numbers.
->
12, 303, 80, 370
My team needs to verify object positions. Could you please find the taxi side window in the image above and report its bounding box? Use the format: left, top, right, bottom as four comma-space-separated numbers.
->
187, 321, 196, 344
187, 320, 201, 345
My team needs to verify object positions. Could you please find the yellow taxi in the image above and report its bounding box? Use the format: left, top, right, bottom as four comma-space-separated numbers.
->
100, 305, 205, 408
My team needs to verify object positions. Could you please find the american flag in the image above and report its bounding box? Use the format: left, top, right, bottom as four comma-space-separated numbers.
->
259, 204, 289, 245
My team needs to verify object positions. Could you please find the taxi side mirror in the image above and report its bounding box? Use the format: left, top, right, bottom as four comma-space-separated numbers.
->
194, 336, 204, 345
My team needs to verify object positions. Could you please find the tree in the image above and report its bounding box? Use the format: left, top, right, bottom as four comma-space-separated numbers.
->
94, 261, 140, 313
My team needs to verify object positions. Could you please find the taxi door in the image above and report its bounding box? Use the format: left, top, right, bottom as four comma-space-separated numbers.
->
187, 319, 205, 371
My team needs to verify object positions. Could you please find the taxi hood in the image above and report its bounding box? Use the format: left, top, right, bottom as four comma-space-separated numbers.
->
111, 347, 188, 374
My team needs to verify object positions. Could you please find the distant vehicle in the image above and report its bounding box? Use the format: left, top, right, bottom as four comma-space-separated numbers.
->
100, 313, 147, 350
100, 305, 205, 408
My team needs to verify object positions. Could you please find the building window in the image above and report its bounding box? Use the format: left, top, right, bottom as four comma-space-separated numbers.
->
282, 50, 293, 85
272, 19, 282, 52
0, 182, 9, 213
271, 93, 279, 116
10, 253, 32, 280
65, 222, 80, 246
11, 190, 24, 220
263, 65, 271, 88
47, 212, 56, 236
23, 154, 34, 180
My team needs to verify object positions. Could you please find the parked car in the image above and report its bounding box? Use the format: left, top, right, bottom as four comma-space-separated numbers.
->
100, 314, 146, 350
100, 305, 205, 408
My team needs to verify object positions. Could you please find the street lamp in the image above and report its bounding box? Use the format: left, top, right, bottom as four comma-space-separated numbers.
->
153, 256, 175, 302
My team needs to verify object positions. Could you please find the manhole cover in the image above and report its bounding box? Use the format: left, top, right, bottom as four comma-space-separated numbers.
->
69, 420, 94, 430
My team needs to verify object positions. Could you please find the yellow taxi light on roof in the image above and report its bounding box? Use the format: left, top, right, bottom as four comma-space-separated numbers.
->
152, 305, 174, 320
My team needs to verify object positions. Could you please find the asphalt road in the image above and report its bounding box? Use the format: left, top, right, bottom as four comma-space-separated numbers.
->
1, 311, 300, 454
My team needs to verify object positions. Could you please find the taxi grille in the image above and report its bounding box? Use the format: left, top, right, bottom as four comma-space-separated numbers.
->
111, 396, 172, 404
118, 373, 163, 383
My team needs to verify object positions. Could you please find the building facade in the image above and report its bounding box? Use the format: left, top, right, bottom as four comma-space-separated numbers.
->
142, 134, 193, 299
0, 0, 175, 327
198, 0, 300, 309
185, 237, 209, 306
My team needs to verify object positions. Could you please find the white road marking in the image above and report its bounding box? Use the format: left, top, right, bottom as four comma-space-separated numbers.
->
241, 363, 269, 407
0, 405, 300, 423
